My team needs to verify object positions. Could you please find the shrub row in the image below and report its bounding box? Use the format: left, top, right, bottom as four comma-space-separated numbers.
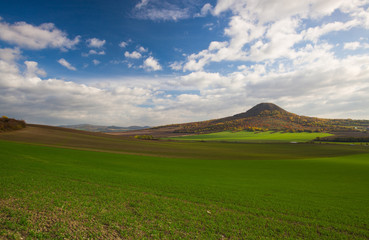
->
0, 116, 26, 132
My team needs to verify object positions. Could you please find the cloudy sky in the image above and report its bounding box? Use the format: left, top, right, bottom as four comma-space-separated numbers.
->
1, 0, 369, 126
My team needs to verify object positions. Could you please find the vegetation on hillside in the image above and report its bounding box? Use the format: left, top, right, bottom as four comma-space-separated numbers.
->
134, 134, 155, 140
153, 103, 369, 134
0, 116, 26, 132
168, 131, 332, 142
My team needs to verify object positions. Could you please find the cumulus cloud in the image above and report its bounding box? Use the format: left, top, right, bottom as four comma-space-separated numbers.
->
92, 59, 101, 65
132, 0, 191, 21
169, 61, 183, 71
138, 46, 148, 52
86, 38, 106, 48
2, 1, 369, 126
195, 3, 213, 17
0, 47, 21, 63
344, 41, 369, 50
124, 51, 142, 59
1, 43, 369, 126
119, 41, 129, 48
344, 41, 361, 50
143, 56, 162, 71
58, 58, 76, 71
0, 51, 159, 125
0, 18, 80, 50
82, 49, 106, 57
24, 61, 46, 78
181, 0, 369, 71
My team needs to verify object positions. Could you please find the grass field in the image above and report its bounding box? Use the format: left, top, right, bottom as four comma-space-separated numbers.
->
1, 126, 369, 239
167, 131, 333, 142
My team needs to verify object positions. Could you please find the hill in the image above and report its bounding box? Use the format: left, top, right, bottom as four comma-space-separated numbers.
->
116, 103, 369, 137
60, 124, 150, 132
232, 102, 289, 119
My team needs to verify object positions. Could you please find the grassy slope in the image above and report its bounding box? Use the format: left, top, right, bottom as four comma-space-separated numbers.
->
167, 131, 333, 142
1, 126, 369, 239
0, 125, 360, 160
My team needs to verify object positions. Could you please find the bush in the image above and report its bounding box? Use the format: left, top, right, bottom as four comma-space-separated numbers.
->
134, 135, 155, 140
0, 117, 26, 132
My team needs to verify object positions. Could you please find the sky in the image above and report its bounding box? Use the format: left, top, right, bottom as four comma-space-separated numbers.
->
1, 0, 369, 126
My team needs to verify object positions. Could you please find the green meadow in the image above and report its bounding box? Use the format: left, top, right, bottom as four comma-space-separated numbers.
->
167, 131, 332, 142
1, 128, 369, 239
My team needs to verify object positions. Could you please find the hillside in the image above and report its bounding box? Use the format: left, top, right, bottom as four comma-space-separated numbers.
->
117, 103, 369, 137
60, 124, 150, 132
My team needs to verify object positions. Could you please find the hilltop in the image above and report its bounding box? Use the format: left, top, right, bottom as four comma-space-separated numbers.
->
232, 103, 289, 119
114, 103, 369, 137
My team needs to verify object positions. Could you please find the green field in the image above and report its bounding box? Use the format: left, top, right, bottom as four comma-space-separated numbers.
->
1, 126, 369, 239
167, 131, 333, 142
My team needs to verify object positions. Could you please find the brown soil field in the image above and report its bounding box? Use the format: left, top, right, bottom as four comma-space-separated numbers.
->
107, 126, 193, 138
1, 124, 368, 161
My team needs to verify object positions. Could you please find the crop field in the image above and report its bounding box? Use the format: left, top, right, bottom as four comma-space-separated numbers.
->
1, 126, 369, 239
167, 131, 333, 142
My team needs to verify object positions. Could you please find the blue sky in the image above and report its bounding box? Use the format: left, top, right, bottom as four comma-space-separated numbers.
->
1, 0, 369, 126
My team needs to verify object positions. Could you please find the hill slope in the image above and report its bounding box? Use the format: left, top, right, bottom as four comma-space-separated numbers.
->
60, 124, 150, 132
118, 103, 369, 137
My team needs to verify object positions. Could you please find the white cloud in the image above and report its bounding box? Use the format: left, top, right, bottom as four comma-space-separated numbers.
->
203, 23, 215, 31
86, 38, 106, 48
0, 47, 21, 63
1, 42, 369, 126
195, 3, 213, 17
124, 51, 142, 59
0, 54, 168, 126
143, 56, 162, 71
90, 49, 105, 55
132, 0, 191, 21
344, 41, 369, 50
24, 61, 46, 78
344, 41, 361, 50
180, 71, 226, 89
58, 58, 76, 71
2, 1, 369, 126
82, 49, 105, 57
138, 8, 190, 21
181, 0, 369, 71
303, 20, 358, 43
92, 59, 101, 65
119, 41, 129, 48
135, 0, 149, 9
169, 61, 183, 71
138, 46, 148, 52
0, 18, 80, 50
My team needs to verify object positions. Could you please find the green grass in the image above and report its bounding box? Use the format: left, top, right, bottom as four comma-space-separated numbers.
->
1, 139, 369, 239
167, 131, 333, 142
323, 142, 369, 145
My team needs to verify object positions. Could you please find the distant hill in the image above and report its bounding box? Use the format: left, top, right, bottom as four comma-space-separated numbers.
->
232, 103, 288, 119
60, 124, 150, 133
120, 103, 369, 137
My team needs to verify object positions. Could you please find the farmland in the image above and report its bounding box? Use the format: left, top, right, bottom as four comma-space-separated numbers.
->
167, 131, 333, 142
1, 126, 369, 239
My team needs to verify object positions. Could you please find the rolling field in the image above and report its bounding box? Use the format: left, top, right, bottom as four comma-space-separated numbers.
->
167, 131, 333, 142
1, 126, 369, 239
